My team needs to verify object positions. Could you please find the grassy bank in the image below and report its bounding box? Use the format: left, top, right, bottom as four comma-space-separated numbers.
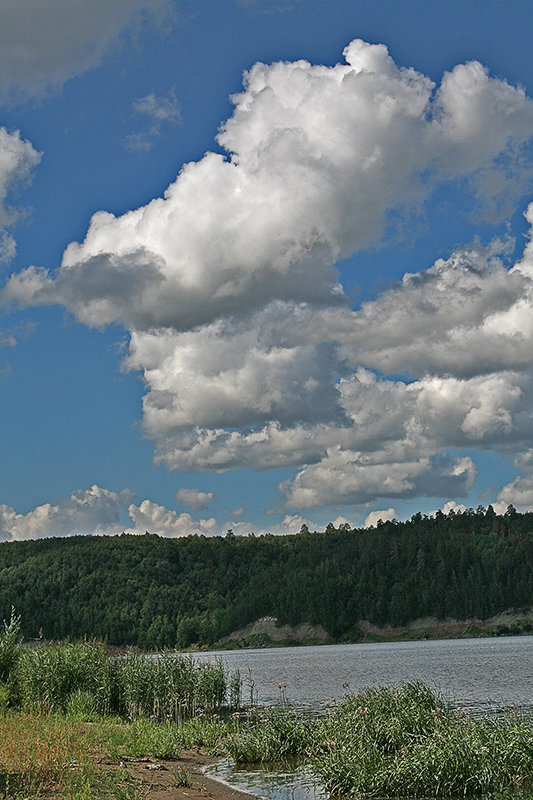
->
0, 613, 532, 799
0, 710, 233, 798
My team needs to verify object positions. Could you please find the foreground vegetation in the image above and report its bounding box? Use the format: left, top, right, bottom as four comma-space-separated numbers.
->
0, 615, 532, 798
225, 684, 533, 797
0, 504, 531, 649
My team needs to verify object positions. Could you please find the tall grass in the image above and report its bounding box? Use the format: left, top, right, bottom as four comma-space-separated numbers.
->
0, 711, 98, 797
310, 682, 533, 797
10, 639, 240, 720
0, 609, 21, 687
118, 651, 229, 720
16, 641, 118, 715
226, 710, 315, 763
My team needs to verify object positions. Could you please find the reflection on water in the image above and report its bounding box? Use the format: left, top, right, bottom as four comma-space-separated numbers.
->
206, 758, 327, 800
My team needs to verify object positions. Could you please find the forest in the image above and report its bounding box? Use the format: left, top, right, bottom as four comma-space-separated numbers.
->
0, 505, 531, 650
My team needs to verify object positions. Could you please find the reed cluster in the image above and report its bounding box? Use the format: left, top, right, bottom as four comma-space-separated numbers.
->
12, 643, 240, 720
226, 709, 315, 763
310, 682, 533, 797
0, 611, 241, 722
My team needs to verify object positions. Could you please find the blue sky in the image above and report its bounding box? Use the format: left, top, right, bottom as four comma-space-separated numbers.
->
2, 0, 533, 539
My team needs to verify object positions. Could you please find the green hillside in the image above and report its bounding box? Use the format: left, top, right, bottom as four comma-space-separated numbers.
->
0, 505, 531, 649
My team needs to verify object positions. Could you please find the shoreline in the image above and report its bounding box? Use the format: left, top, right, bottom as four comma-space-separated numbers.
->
191, 610, 533, 652
120, 750, 257, 800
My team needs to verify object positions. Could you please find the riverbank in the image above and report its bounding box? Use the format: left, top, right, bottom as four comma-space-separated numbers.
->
212, 609, 533, 649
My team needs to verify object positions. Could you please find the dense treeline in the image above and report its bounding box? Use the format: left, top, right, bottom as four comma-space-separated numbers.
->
0, 505, 531, 649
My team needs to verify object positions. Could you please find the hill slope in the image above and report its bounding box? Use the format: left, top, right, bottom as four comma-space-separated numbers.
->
0, 506, 531, 649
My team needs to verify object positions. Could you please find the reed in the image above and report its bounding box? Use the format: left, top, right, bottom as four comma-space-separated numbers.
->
16, 640, 118, 715
310, 683, 533, 797
12, 640, 239, 720
226, 709, 315, 763
118, 651, 231, 720
0, 609, 21, 688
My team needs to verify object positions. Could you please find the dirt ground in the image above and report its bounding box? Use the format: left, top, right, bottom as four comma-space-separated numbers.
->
119, 750, 257, 800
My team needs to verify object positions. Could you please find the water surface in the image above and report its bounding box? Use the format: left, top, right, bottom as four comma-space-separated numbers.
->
195, 634, 533, 713
201, 637, 532, 800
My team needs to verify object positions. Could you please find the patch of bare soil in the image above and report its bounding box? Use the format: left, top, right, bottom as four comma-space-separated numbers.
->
119, 750, 256, 800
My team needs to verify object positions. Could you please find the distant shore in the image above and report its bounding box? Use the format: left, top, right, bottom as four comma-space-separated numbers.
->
197, 609, 533, 651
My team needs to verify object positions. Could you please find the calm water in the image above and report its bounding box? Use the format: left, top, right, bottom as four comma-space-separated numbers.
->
195, 635, 533, 713
201, 636, 533, 800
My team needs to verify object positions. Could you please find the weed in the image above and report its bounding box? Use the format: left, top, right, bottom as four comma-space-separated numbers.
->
172, 765, 192, 787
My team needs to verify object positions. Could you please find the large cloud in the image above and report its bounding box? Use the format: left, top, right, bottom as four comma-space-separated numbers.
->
6, 42, 533, 328
3, 41, 533, 510
0, 0, 172, 97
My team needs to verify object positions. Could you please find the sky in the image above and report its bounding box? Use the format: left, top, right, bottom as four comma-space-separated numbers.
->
2, 0, 533, 540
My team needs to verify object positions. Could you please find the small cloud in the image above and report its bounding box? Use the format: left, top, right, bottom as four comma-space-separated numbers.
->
0, 127, 41, 262
0, 331, 16, 348
176, 487, 214, 510
127, 498, 216, 537
132, 90, 181, 124
0, 232, 16, 264
332, 515, 354, 529
428, 501, 467, 517
123, 88, 181, 153
231, 505, 246, 517
364, 508, 397, 528
495, 476, 533, 512
122, 132, 154, 153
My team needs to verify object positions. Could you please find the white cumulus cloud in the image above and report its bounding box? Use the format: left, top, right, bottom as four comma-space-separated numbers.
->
364, 509, 397, 528
0, 485, 132, 541
0, 487, 220, 541
125, 499, 217, 537
176, 487, 214, 510
3, 41, 533, 511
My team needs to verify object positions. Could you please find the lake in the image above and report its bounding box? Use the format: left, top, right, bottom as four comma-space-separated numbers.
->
200, 636, 533, 800
195, 634, 533, 713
